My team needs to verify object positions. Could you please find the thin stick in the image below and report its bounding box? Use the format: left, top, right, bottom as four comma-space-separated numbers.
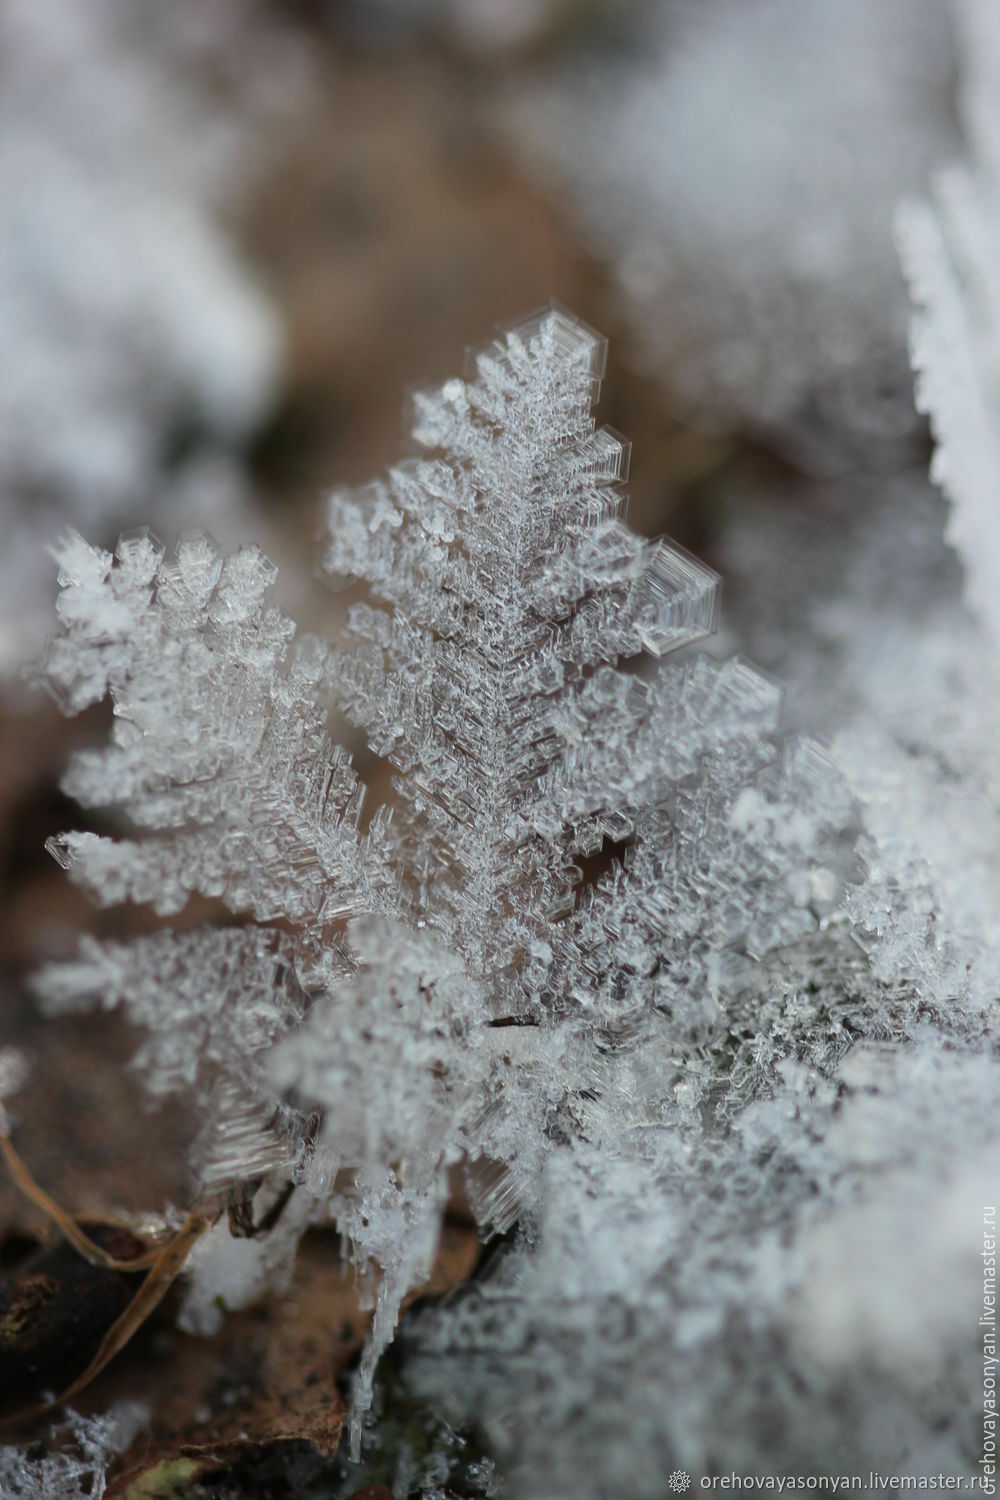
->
0, 1131, 164, 1272
55, 1206, 216, 1406
0, 1206, 218, 1428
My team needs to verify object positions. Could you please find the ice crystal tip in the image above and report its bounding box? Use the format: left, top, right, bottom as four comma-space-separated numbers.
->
463, 304, 608, 383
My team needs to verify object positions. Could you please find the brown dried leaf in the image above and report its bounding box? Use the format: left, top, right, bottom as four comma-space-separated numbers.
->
99, 1216, 481, 1483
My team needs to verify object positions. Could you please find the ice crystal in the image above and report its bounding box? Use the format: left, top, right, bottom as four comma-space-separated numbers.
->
372, 20, 1000, 1493
407, 1033, 999, 1495
0, 1402, 148, 1499
898, 0, 1000, 646
34, 308, 850, 1456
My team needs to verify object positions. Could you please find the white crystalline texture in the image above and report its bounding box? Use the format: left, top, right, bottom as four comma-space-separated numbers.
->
380, 13, 1000, 1493
408, 1038, 999, 1497
898, 0, 1000, 647
36, 308, 852, 1460
0, 0, 296, 677
0, 1403, 148, 1499
40, 528, 389, 928
36, 928, 304, 1095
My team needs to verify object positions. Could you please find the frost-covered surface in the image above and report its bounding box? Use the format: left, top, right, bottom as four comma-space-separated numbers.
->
34, 309, 852, 1461
378, 11, 1000, 1487
12, 9, 1000, 1494
0, 1403, 148, 1499
409, 1033, 998, 1494
0, 0, 298, 677
898, 0, 1000, 645
364, 17, 1000, 1491
523, 0, 956, 463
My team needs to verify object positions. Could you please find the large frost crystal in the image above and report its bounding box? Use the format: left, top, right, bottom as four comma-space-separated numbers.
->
35, 309, 847, 1451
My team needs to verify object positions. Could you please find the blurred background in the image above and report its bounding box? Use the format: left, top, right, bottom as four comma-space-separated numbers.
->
0, 0, 974, 1430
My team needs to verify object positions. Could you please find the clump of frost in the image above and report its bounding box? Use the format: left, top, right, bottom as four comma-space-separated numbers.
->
522, 0, 956, 464
898, 0, 1000, 646
33, 308, 851, 1458
0, 1402, 148, 1498
380, 15, 1000, 1491
822, 0, 1000, 1012
178, 1187, 316, 1337
408, 1033, 997, 1495
382, 13, 1000, 1486
0, 0, 301, 677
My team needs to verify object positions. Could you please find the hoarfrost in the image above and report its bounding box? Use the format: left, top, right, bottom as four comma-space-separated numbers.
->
408, 1037, 998, 1494
0, 1403, 148, 1499
0, 0, 299, 677
15, 9, 1000, 1494
34, 308, 851, 1460
898, 0, 1000, 646
379, 15, 1000, 1492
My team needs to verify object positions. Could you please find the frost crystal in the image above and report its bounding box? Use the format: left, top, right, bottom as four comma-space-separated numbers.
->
898, 0, 1000, 646
369, 20, 1000, 1494
822, 0, 1000, 1012
0, 1403, 148, 1499
36, 308, 850, 1457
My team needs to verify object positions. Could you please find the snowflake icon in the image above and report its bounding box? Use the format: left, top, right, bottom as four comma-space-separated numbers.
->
668, 1472, 692, 1493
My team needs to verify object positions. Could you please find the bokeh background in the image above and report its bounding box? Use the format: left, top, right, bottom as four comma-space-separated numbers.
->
0, 0, 982, 1485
